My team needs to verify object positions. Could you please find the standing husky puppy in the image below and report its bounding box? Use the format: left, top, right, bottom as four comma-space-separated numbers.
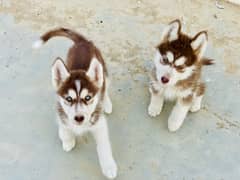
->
33, 28, 117, 179
148, 20, 213, 132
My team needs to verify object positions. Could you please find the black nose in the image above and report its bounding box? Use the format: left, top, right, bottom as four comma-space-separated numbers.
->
161, 76, 169, 84
74, 116, 84, 123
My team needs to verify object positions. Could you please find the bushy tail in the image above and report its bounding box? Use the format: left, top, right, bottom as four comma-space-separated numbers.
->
32, 27, 87, 49
201, 58, 214, 65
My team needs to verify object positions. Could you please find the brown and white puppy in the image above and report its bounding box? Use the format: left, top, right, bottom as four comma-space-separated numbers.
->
148, 20, 213, 132
33, 28, 117, 179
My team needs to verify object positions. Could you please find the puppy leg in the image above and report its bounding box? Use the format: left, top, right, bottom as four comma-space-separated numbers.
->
104, 90, 112, 114
191, 83, 204, 112
104, 79, 112, 114
148, 87, 164, 117
58, 126, 76, 152
168, 99, 191, 132
92, 116, 117, 179
190, 95, 203, 112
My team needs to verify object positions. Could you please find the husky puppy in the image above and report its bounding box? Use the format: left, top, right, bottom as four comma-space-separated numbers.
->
33, 28, 117, 179
148, 20, 213, 132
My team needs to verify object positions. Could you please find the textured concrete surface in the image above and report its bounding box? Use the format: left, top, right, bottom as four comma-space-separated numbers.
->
0, 0, 240, 179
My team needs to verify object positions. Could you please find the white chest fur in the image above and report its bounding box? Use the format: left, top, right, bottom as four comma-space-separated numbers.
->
163, 85, 193, 101
163, 86, 178, 100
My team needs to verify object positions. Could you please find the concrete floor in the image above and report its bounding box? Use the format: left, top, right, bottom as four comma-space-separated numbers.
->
1, 0, 240, 179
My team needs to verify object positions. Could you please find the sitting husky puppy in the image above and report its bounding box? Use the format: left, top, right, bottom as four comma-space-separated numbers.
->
33, 28, 117, 179
148, 20, 213, 132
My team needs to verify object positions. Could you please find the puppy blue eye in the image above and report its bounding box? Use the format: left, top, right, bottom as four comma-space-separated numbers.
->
85, 95, 91, 101
65, 96, 73, 103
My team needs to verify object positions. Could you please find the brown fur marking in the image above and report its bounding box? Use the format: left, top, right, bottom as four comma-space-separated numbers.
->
57, 102, 68, 124
196, 82, 205, 96
41, 27, 87, 44
158, 32, 197, 67
176, 63, 201, 90
181, 95, 193, 105
57, 71, 99, 99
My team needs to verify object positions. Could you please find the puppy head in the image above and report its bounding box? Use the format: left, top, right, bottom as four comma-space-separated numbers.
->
52, 57, 103, 127
154, 19, 208, 86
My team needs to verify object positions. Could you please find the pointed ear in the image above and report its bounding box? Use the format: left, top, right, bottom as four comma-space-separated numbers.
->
161, 19, 181, 42
51, 57, 70, 89
86, 57, 103, 88
191, 31, 208, 59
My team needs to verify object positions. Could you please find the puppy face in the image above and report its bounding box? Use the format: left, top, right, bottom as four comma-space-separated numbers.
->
52, 57, 103, 127
154, 20, 208, 86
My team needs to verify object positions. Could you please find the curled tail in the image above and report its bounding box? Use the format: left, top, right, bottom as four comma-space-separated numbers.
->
201, 57, 214, 66
32, 27, 88, 49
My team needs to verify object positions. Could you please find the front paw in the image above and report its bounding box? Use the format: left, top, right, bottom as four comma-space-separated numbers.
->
101, 159, 118, 179
62, 139, 76, 152
190, 103, 201, 112
104, 102, 112, 114
148, 103, 162, 117
168, 116, 184, 132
